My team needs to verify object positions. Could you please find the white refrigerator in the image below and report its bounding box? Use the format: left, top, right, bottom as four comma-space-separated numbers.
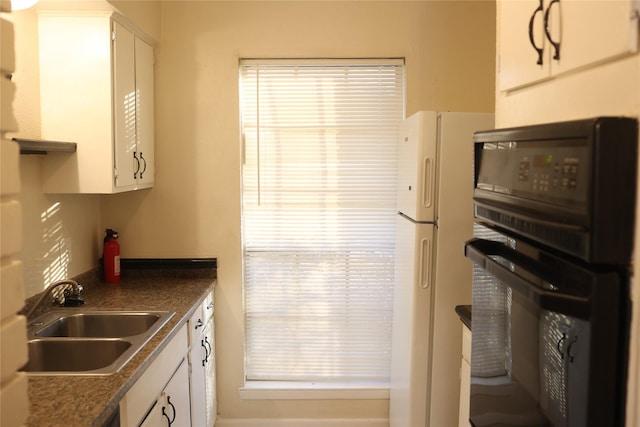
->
390, 111, 494, 427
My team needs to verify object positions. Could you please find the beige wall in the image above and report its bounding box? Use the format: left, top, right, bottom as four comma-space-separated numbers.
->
100, 1, 496, 421
9, 0, 496, 421
8, 0, 160, 298
8, 7, 102, 298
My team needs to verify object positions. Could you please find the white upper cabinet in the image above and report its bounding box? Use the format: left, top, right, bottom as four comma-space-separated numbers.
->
38, 11, 155, 193
498, 0, 639, 91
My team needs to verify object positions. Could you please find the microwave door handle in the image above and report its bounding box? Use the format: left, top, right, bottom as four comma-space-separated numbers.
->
465, 239, 591, 319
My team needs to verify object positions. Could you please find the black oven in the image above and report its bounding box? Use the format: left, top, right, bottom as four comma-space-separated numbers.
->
464, 117, 638, 427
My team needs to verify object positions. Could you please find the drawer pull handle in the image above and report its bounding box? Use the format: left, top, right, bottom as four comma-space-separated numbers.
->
194, 318, 203, 330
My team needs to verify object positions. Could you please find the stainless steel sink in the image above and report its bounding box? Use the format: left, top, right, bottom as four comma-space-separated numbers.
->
35, 312, 166, 338
21, 339, 132, 372
21, 310, 174, 376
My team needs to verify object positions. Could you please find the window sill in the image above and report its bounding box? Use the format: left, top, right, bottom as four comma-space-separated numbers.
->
239, 381, 390, 400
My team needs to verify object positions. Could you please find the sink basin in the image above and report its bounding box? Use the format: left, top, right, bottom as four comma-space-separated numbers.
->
21, 309, 175, 376
21, 339, 131, 372
35, 312, 166, 338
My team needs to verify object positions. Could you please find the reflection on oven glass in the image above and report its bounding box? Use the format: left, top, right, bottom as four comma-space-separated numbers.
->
471, 273, 552, 427
540, 311, 575, 426
471, 268, 587, 427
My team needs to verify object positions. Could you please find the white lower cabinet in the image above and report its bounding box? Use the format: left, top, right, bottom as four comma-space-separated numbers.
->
458, 325, 471, 427
188, 290, 216, 427
120, 324, 190, 427
139, 359, 191, 427
120, 288, 216, 427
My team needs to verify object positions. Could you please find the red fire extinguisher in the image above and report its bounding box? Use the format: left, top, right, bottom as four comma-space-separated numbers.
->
103, 229, 121, 283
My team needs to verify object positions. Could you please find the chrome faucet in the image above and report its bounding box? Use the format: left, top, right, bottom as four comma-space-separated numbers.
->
25, 279, 84, 320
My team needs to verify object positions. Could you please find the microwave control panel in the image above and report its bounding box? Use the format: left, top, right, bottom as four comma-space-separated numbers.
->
475, 140, 590, 209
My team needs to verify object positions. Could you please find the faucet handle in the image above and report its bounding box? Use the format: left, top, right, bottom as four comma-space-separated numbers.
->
69, 283, 83, 296
62, 284, 84, 307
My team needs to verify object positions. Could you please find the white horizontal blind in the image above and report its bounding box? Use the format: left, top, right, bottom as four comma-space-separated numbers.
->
241, 59, 404, 382
470, 223, 510, 377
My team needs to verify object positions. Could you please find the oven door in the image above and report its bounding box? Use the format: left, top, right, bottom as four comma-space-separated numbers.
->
464, 228, 626, 427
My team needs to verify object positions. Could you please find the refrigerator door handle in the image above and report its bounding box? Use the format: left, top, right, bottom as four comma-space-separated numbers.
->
422, 157, 434, 208
419, 238, 432, 289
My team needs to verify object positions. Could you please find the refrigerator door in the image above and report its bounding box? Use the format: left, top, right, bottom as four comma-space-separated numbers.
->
396, 111, 438, 222
396, 111, 494, 223
390, 215, 435, 427
435, 112, 494, 225
428, 112, 493, 427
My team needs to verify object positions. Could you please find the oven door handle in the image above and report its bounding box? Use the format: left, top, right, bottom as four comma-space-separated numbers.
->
465, 238, 591, 319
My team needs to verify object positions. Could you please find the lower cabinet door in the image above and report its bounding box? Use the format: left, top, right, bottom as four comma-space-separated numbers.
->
203, 321, 216, 427
161, 358, 191, 427
139, 359, 191, 427
138, 400, 162, 427
189, 331, 207, 427
190, 319, 216, 427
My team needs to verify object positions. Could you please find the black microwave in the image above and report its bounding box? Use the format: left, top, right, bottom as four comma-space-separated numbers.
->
472, 117, 638, 264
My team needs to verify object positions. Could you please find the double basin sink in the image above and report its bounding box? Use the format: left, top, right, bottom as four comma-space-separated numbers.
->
21, 310, 174, 376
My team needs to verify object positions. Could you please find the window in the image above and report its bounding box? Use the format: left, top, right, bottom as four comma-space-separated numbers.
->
241, 59, 404, 384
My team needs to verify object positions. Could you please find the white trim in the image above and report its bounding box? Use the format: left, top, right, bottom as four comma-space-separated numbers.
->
239, 381, 390, 400
240, 58, 404, 66
215, 418, 389, 427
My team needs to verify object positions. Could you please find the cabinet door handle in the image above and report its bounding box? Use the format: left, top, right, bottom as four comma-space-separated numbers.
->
162, 410, 171, 426
544, 0, 561, 60
204, 336, 212, 364
194, 318, 204, 330
133, 152, 140, 179
140, 152, 147, 179
201, 339, 209, 366
528, 0, 545, 65
162, 396, 176, 426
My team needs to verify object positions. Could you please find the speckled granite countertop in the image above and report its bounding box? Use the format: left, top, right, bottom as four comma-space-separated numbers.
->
22, 262, 217, 427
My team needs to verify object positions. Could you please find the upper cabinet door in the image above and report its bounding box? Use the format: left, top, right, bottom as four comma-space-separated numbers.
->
113, 21, 137, 189
114, 22, 155, 190
39, 13, 114, 193
498, 0, 550, 91
550, 0, 639, 76
135, 37, 155, 186
498, 0, 639, 91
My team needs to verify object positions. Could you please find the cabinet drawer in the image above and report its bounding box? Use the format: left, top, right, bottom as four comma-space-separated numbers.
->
188, 290, 214, 346
202, 290, 214, 323
188, 305, 204, 347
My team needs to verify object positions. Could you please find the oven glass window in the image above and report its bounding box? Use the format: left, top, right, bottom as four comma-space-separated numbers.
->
471, 264, 586, 427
